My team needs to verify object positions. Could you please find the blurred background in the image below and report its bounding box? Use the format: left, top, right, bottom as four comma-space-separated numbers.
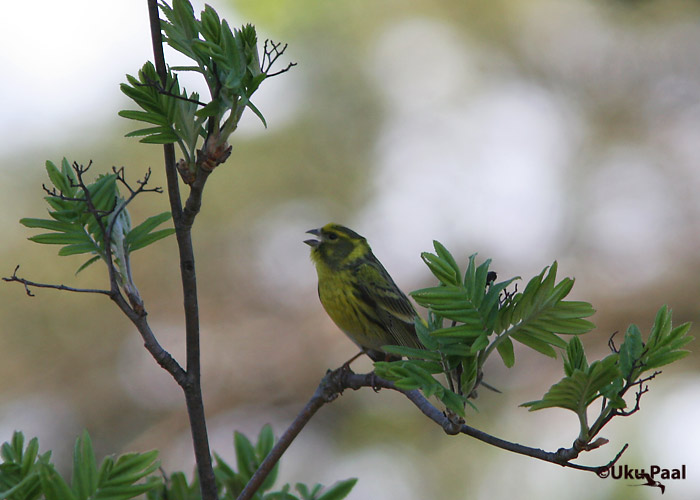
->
1, 0, 699, 498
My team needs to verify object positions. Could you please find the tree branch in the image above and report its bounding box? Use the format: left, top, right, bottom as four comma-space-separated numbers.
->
3, 266, 111, 297
4, 265, 188, 386
147, 1, 216, 499
238, 367, 629, 499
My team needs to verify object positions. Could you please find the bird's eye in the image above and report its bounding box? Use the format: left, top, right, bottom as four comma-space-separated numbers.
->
327, 232, 338, 240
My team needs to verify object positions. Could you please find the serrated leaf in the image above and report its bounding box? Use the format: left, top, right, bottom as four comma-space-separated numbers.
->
564, 336, 588, 376
523, 357, 620, 413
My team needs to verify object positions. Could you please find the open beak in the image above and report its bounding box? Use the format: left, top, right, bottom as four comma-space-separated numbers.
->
304, 228, 322, 247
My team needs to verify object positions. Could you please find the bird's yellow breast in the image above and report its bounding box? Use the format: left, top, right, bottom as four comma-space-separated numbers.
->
314, 262, 384, 350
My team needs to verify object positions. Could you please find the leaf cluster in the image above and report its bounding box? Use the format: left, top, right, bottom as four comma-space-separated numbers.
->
1, 428, 356, 500
523, 306, 693, 442
376, 241, 595, 416
20, 159, 174, 286
0, 431, 160, 500
119, 0, 288, 177
145, 425, 356, 500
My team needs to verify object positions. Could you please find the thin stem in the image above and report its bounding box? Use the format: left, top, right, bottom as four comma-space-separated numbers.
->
2, 267, 111, 296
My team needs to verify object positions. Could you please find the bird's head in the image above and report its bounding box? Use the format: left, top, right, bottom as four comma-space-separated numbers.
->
304, 223, 370, 269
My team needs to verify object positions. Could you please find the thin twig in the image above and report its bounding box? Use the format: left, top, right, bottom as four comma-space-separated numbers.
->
2, 266, 111, 296
261, 39, 297, 77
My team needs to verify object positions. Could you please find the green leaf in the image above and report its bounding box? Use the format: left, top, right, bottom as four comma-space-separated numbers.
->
496, 337, 515, 368
256, 425, 275, 459
72, 431, 98, 500
430, 324, 484, 338
564, 336, 588, 376
469, 333, 489, 354
414, 316, 439, 350
107, 450, 159, 482
619, 325, 644, 377
76, 255, 102, 275
127, 228, 176, 252
20, 218, 78, 232
234, 432, 257, 481
58, 242, 100, 256
315, 478, 358, 500
511, 331, 557, 358
28, 232, 92, 245
20, 437, 39, 476
40, 466, 77, 500
46, 160, 72, 194
244, 99, 267, 128
523, 356, 620, 413
644, 350, 691, 370
381, 345, 442, 361
124, 212, 172, 247
420, 252, 460, 286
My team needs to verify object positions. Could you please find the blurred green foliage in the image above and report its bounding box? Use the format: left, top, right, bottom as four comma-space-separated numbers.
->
0, 428, 356, 500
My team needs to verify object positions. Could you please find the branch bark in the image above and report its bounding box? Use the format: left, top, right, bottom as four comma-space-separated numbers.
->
237, 367, 628, 500
146, 1, 216, 499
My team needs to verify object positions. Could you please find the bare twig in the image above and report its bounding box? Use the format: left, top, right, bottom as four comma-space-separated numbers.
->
4, 265, 187, 386
614, 371, 660, 417
2, 266, 111, 296
261, 39, 297, 77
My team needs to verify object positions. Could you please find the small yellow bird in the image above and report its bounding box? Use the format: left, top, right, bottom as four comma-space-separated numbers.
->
304, 223, 422, 361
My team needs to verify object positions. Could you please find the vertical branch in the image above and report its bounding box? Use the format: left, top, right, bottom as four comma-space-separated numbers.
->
146, 1, 217, 499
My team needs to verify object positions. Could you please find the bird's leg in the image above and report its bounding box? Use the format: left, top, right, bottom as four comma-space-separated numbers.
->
341, 350, 365, 370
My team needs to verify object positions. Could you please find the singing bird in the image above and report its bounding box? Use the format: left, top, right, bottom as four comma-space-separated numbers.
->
304, 223, 422, 361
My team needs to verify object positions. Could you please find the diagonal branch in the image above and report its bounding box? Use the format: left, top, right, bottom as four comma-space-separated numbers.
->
3, 265, 188, 386
237, 367, 628, 500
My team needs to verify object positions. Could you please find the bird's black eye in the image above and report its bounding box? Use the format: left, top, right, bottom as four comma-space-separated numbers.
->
327, 232, 338, 240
